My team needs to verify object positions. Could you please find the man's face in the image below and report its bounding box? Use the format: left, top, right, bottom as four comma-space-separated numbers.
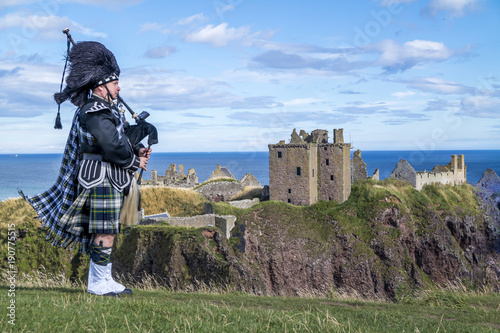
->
105, 80, 120, 99
95, 80, 120, 100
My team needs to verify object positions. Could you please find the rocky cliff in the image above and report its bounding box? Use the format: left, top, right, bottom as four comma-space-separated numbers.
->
110, 175, 500, 301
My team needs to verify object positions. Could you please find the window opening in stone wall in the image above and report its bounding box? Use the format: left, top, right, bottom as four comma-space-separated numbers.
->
326, 159, 329, 165
330, 175, 333, 181
297, 167, 301, 176
312, 169, 314, 177
288, 199, 291, 203
278, 151, 282, 158
324, 147, 327, 151
288, 189, 291, 193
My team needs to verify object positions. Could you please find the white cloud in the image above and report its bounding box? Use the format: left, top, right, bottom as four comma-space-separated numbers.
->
403, 77, 474, 94
230, 96, 283, 109
381, 110, 429, 125
392, 91, 416, 98
0, 13, 106, 45
250, 50, 363, 75
401, 77, 474, 94
402, 40, 453, 59
249, 38, 467, 75
375, 39, 455, 72
460, 96, 500, 118
424, 98, 449, 111
0, 59, 62, 117
143, 45, 176, 58
227, 110, 355, 128
118, 68, 252, 111
178, 13, 207, 25
217, 4, 236, 14
184, 23, 253, 47
426, 0, 480, 16
0, 0, 37, 7
282, 98, 323, 107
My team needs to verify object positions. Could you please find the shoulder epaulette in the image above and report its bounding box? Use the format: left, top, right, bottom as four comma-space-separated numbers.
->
82, 101, 110, 114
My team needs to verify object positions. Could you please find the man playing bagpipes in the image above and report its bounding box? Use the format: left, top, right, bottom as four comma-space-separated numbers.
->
20, 38, 154, 297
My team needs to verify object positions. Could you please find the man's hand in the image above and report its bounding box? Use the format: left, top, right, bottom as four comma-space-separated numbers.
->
138, 147, 152, 158
139, 156, 149, 170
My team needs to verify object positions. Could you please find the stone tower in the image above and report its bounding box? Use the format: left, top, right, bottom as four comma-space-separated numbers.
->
268, 128, 351, 205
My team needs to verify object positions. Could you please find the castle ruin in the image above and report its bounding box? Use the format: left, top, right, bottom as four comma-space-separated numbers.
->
150, 164, 199, 187
268, 128, 351, 205
390, 155, 467, 190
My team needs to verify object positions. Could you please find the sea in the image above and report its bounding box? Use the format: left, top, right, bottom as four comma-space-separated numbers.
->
1, 150, 499, 202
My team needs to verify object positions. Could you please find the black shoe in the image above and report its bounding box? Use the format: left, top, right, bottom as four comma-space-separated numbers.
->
119, 288, 133, 295
90, 292, 120, 298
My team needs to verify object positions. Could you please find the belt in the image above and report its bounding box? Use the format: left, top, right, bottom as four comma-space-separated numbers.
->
82, 153, 103, 161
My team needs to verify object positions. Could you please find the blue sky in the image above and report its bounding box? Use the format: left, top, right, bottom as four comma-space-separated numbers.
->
0, 0, 499, 154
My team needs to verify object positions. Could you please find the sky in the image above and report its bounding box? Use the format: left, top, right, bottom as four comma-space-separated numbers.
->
0, 0, 499, 154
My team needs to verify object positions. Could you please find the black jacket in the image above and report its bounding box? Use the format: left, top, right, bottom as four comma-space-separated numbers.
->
79, 95, 141, 170
77, 95, 141, 191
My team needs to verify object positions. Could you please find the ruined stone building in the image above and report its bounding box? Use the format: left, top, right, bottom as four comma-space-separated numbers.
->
207, 164, 236, 181
390, 154, 466, 190
146, 164, 262, 191
150, 164, 199, 187
268, 128, 351, 205
351, 149, 379, 182
351, 149, 367, 182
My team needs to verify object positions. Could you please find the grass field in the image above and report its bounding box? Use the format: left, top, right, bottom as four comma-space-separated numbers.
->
1, 284, 499, 332
2, 183, 499, 332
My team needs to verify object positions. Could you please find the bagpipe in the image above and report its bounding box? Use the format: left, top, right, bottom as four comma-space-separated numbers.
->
60, 29, 158, 184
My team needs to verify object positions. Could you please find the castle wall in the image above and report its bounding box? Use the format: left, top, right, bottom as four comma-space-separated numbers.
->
351, 149, 368, 182
147, 214, 235, 239
413, 154, 467, 190
269, 144, 316, 205
415, 168, 466, 190
308, 143, 318, 204
341, 144, 352, 200
416, 171, 453, 190
318, 143, 351, 202
269, 128, 352, 205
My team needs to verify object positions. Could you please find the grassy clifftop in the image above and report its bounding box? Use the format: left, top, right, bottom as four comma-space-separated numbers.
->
1, 179, 498, 301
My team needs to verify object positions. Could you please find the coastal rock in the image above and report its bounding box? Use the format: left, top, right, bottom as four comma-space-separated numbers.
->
124, 179, 497, 300
389, 159, 416, 186
476, 169, 500, 194
351, 149, 367, 182
207, 165, 235, 181
195, 180, 244, 202
231, 183, 500, 300
261, 185, 270, 201
240, 173, 262, 187
228, 198, 260, 209
112, 226, 249, 291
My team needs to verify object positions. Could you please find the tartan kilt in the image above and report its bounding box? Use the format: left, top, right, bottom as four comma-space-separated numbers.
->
79, 177, 123, 234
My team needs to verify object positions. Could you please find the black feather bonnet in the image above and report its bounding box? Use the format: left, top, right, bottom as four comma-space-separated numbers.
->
54, 41, 120, 108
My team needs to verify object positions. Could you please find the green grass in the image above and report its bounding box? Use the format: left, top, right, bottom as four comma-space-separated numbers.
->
231, 186, 263, 201
1, 285, 499, 332
139, 187, 206, 217
194, 178, 241, 190
0, 198, 36, 230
